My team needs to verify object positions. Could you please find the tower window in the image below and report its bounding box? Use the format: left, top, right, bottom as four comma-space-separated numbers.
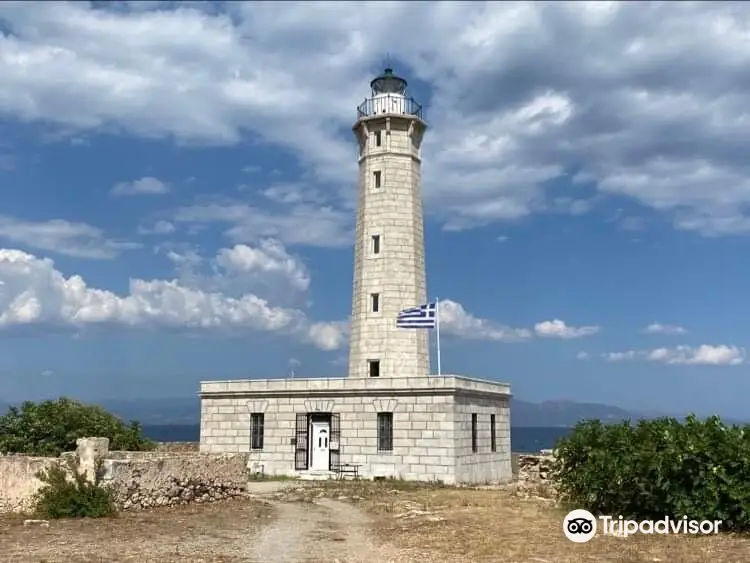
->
490, 414, 496, 452
374, 130, 382, 147
370, 293, 380, 313
371, 234, 381, 254
471, 413, 478, 453
373, 170, 381, 189
368, 360, 380, 378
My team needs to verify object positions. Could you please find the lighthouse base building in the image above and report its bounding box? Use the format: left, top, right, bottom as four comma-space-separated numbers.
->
199, 70, 512, 485
200, 376, 511, 484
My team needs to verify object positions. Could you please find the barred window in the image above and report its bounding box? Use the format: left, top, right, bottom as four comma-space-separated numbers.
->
377, 412, 393, 452
250, 413, 264, 450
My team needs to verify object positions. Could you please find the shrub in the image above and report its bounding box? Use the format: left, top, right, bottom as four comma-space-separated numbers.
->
551, 415, 750, 532
34, 459, 116, 518
0, 397, 155, 456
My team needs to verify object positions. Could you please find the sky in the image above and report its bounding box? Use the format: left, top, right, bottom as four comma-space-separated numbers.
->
1, 1, 750, 417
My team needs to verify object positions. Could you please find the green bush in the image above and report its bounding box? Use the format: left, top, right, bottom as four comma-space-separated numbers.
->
0, 397, 155, 456
551, 415, 750, 532
34, 459, 116, 518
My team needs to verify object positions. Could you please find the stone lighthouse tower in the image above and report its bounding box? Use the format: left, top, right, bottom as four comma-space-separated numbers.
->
348, 68, 430, 379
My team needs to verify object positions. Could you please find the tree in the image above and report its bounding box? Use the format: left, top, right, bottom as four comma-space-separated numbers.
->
0, 397, 155, 456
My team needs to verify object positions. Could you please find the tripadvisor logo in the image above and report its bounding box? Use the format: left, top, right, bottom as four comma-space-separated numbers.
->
563, 509, 722, 543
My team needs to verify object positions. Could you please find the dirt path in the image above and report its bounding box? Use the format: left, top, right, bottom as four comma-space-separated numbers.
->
0, 481, 438, 563
249, 496, 399, 563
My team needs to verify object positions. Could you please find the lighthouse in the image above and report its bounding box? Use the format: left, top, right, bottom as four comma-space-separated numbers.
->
348, 69, 430, 379
200, 68, 513, 486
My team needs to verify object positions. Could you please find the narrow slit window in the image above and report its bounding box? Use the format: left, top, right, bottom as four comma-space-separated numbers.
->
371, 293, 380, 313
377, 412, 393, 452
373, 170, 381, 189
250, 413, 265, 450
375, 130, 382, 147
490, 414, 496, 452
372, 234, 381, 255
471, 413, 478, 453
368, 360, 380, 378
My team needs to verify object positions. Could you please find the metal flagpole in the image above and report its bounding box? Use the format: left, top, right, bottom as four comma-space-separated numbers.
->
435, 298, 442, 376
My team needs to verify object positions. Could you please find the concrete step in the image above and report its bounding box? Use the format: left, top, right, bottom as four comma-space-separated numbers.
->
297, 470, 337, 481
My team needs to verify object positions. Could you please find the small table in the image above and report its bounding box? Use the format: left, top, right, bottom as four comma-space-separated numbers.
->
335, 463, 361, 480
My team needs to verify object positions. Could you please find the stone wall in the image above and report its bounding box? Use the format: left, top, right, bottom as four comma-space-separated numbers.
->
201, 375, 513, 484
104, 453, 246, 510
203, 391, 459, 483
349, 113, 430, 381
0, 438, 248, 514
0, 455, 59, 513
511, 451, 556, 499
454, 395, 512, 484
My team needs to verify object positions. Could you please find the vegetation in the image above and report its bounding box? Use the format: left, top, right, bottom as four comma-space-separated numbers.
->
0, 397, 154, 456
552, 415, 750, 532
34, 458, 116, 518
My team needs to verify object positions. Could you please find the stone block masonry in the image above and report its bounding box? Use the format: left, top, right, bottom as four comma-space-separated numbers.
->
198, 69, 513, 488
200, 374, 512, 485
349, 113, 430, 380
0, 438, 248, 513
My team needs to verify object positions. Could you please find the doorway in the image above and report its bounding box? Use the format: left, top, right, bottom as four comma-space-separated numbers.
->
310, 418, 330, 471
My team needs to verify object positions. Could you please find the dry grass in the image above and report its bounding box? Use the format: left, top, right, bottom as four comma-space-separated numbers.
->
0, 498, 272, 563
310, 480, 750, 563
4, 478, 750, 562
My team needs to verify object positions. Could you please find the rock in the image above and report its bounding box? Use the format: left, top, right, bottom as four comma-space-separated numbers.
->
512, 452, 557, 500
23, 519, 49, 527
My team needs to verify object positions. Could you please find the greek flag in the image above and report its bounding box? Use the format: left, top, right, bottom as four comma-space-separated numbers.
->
396, 302, 437, 329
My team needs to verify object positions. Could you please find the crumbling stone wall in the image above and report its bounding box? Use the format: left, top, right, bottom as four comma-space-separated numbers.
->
0, 437, 248, 513
511, 450, 556, 499
0, 456, 59, 513
104, 454, 246, 510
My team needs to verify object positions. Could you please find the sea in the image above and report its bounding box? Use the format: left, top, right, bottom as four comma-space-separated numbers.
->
142, 424, 572, 453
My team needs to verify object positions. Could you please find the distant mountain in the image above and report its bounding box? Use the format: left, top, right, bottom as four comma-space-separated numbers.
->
0, 396, 746, 428
511, 398, 635, 427
511, 399, 749, 427
96, 397, 200, 425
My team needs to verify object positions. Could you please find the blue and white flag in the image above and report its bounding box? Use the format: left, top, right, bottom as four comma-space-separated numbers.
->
396, 302, 437, 329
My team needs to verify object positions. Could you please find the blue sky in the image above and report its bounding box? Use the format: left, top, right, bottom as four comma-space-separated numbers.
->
1, 1, 750, 417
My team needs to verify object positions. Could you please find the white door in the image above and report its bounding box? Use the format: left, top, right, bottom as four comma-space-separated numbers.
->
310, 421, 330, 471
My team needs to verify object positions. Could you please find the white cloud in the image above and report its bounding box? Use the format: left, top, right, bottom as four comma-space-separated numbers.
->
0, 216, 140, 259
173, 202, 352, 248
534, 319, 600, 339
602, 345, 745, 366
137, 220, 176, 235
214, 240, 311, 293
0, 259, 592, 351
438, 299, 532, 342
576, 351, 590, 360
0, 247, 345, 350
644, 323, 687, 335
111, 177, 169, 197
437, 300, 599, 343
2, 3, 750, 236
158, 239, 312, 310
